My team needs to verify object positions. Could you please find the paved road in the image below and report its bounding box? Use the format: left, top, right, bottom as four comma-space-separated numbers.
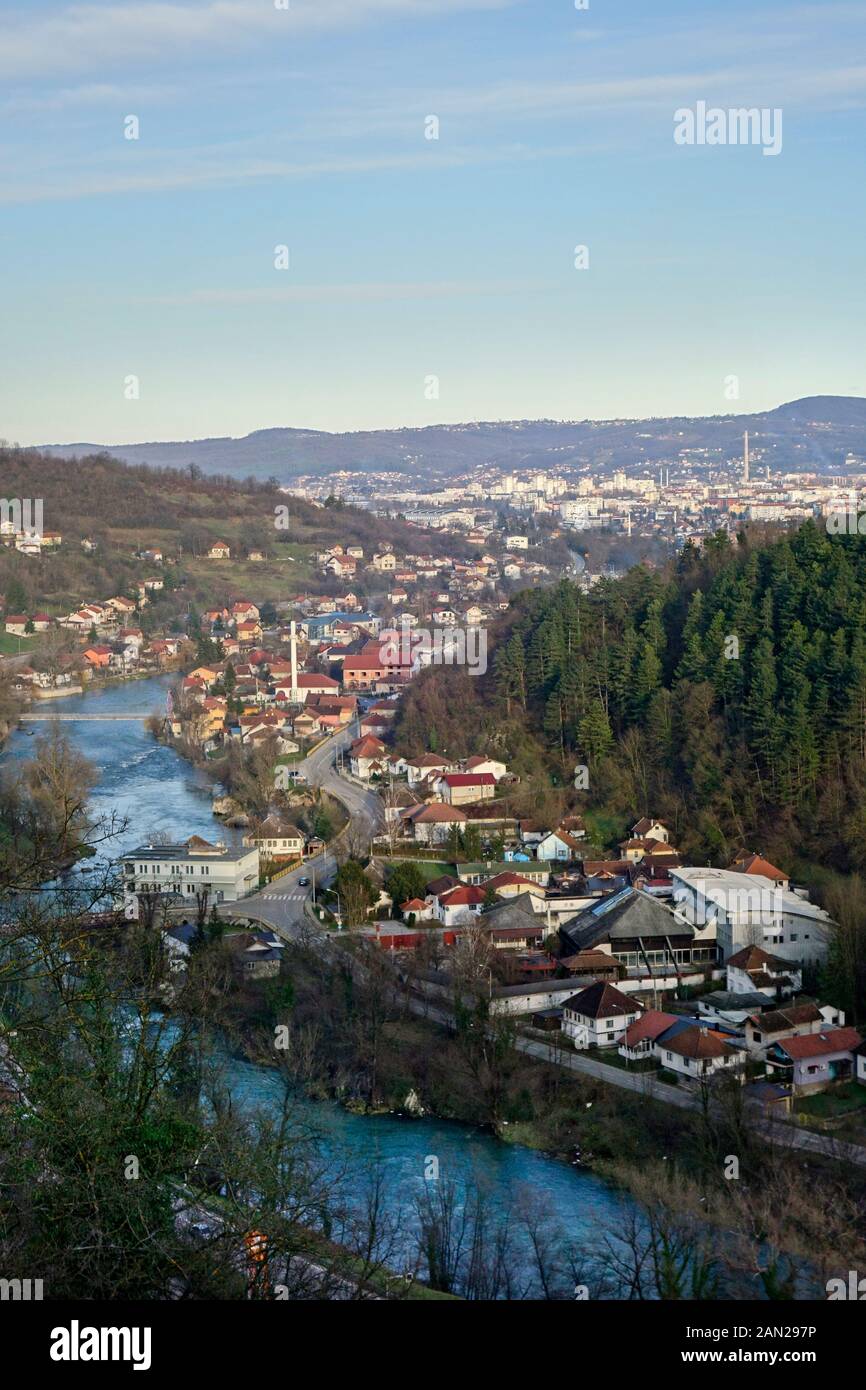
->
220, 721, 384, 940
220, 734, 866, 1173
405, 992, 866, 1168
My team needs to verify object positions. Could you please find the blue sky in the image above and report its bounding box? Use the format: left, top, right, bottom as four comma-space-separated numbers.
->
1, 0, 864, 445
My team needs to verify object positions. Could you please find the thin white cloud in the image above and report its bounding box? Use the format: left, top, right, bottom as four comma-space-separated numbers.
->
0, 0, 518, 80
0, 140, 598, 205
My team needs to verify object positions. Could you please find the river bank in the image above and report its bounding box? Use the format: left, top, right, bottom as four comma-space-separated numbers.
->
5, 675, 862, 1299
0, 675, 646, 1297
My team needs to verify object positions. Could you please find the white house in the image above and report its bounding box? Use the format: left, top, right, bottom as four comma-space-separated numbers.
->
462, 755, 507, 781
405, 754, 455, 786
433, 884, 487, 926
656, 1024, 746, 1082
537, 829, 583, 862
123, 836, 260, 910
244, 817, 305, 860
404, 802, 467, 845
561, 981, 640, 1050
631, 817, 669, 844
726, 944, 801, 998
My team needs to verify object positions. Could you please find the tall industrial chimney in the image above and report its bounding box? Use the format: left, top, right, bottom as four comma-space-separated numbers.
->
290, 619, 299, 701
743, 430, 750, 484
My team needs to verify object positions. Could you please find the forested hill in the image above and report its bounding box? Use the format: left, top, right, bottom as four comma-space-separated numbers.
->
397, 521, 866, 879
36, 395, 866, 481
0, 446, 458, 558
0, 445, 468, 620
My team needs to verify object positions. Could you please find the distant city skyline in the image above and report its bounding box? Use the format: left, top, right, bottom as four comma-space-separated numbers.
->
2, 0, 865, 446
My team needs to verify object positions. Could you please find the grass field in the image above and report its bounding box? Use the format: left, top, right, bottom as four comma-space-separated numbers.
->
0, 630, 39, 655
797, 1082, 866, 1120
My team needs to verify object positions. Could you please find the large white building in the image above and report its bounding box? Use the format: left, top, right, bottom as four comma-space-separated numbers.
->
122, 836, 260, 912
669, 866, 832, 968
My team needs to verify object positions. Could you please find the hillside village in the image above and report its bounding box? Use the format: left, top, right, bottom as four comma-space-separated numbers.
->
4, 513, 866, 1125
129, 565, 865, 1119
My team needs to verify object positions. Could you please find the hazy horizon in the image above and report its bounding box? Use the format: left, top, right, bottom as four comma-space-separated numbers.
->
3, 0, 865, 445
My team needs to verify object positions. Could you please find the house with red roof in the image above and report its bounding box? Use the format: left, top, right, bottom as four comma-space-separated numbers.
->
619, 1010, 682, 1060
729, 851, 789, 888
400, 897, 434, 922
343, 654, 388, 690
349, 735, 387, 779
766, 1027, 862, 1094
435, 772, 496, 805
657, 1024, 747, 1082
536, 828, 584, 862
433, 883, 488, 927
404, 802, 467, 846
83, 645, 113, 668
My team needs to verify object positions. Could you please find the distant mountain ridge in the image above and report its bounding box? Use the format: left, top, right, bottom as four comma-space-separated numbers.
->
36, 396, 866, 483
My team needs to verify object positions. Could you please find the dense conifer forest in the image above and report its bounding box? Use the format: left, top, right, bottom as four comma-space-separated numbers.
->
398, 522, 866, 875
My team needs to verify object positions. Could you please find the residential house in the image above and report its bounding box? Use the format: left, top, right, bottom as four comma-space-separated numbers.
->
536, 829, 584, 862
343, 655, 388, 690
433, 883, 487, 926
244, 817, 305, 861
729, 851, 789, 887
349, 735, 387, 779
208, 541, 231, 559
83, 645, 113, 669
561, 981, 641, 1050
406, 753, 455, 786
726, 944, 800, 998
619, 1009, 681, 1061
744, 1002, 846, 1054
462, 754, 507, 781
106, 595, 137, 617
436, 772, 496, 806
404, 802, 467, 845
631, 817, 670, 843
766, 1029, 863, 1095
227, 930, 285, 979
370, 551, 397, 571
657, 1024, 746, 1082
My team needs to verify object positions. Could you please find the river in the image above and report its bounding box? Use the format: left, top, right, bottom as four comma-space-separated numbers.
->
2, 674, 629, 1296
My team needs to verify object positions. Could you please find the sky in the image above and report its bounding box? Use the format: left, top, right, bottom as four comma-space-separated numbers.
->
1, 0, 865, 445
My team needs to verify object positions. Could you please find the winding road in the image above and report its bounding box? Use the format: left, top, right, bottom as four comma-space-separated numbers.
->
221, 726, 866, 1172
221, 720, 383, 940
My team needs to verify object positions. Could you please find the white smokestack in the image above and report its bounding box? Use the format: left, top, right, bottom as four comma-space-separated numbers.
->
290, 619, 298, 701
